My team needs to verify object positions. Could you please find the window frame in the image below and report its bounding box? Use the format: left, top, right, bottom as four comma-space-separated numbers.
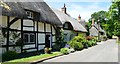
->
23, 33, 35, 44
26, 11, 33, 19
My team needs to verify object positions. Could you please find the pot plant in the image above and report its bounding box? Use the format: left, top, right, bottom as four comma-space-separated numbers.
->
44, 47, 52, 54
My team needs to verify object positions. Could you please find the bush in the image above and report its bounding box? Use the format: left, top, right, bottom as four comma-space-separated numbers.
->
91, 40, 96, 46
60, 48, 69, 54
81, 39, 89, 48
87, 41, 93, 47
2, 51, 19, 61
74, 42, 83, 50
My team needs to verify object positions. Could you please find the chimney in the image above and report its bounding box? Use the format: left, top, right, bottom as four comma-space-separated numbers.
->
61, 3, 67, 14
78, 14, 81, 21
92, 18, 94, 26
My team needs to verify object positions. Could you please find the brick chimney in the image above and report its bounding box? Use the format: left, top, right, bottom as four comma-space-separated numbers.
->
78, 14, 81, 21
92, 18, 94, 26
61, 3, 67, 14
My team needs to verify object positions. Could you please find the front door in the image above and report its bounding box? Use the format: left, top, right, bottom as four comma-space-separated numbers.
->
45, 33, 51, 48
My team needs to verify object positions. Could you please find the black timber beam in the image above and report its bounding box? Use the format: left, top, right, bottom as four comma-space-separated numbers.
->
21, 19, 23, 53
9, 18, 19, 27
6, 16, 10, 51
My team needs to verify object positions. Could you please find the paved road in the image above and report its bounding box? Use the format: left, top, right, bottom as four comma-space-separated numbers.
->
43, 39, 118, 62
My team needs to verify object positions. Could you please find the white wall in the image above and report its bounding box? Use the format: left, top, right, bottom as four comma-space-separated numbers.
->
52, 26, 55, 34
38, 45, 45, 50
23, 19, 34, 31
46, 24, 51, 32
64, 30, 76, 42
10, 19, 21, 30
38, 33, 45, 43
0, 16, 7, 27
23, 44, 36, 49
38, 22, 44, 32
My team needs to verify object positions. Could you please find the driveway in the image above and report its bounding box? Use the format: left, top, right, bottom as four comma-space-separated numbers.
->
43, 39, 118, 62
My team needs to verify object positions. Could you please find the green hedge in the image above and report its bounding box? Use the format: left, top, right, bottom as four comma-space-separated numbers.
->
2, 51, 19, 61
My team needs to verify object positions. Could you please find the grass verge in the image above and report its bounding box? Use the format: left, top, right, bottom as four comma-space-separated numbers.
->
2, 52, 62, 64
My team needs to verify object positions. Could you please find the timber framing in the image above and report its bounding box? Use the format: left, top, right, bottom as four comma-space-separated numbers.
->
9, 18, 19, 27
1, 1, 62, 53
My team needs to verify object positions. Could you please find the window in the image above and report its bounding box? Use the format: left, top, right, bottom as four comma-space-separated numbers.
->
26, 11, 33, 19
64, 23, 68, 29
24, 33, 35, 43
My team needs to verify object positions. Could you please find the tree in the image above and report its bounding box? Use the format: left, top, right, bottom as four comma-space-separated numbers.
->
109, 0, 120, 40
88, 0, 120, 40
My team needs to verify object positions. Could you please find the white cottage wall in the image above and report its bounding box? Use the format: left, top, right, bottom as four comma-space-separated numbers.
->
46, 24, 51, 32
0, 16, 7, 27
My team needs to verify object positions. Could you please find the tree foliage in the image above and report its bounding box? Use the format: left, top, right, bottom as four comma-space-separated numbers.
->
88, 0, 120, 39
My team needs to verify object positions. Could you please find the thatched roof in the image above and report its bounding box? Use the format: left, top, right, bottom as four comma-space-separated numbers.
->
51, 8, 87, 32
89, 22, 106, 36
79, 19, 86, 28
94, 23, 104, 32
0, 1, 27, 18
18, 2, 62, 26
89, 26, 98, 36
1, 0, 62, 26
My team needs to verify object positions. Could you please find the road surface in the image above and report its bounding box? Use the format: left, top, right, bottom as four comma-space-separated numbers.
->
43, 39, 118, 62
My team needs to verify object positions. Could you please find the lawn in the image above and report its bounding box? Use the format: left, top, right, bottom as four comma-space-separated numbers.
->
2, 52, 62, 64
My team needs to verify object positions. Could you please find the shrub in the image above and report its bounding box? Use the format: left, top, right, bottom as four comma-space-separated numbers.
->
87, 41, 93, 47
74, 42, 83, 50
60, 48, 69, 54
2, 51, 19, 61
81, 39, 89, 48
91, 40, 96, 46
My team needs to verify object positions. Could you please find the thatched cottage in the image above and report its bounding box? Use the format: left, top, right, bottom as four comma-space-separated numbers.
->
0, 0, 62, 54
51, 4, 87, 42
89, 18, 106, 37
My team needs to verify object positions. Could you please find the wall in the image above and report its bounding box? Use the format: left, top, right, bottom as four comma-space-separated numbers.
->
0, 16, 57, 53
63, 30, 76, 42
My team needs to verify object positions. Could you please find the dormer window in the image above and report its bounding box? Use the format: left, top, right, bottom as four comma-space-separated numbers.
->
64, 23, 68, 28
26, 11, 33, 19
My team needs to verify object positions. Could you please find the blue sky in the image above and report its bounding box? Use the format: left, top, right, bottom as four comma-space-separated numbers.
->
45, 1, 112, 22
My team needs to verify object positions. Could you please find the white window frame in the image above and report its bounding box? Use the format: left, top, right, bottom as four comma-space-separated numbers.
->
24, 33, 35, 43
26, 11, 33, 19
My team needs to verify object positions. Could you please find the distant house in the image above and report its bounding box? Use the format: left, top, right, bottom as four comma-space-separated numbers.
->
0, 1, 62, 54
89, 18, 106, 37
51, 4, 87, 42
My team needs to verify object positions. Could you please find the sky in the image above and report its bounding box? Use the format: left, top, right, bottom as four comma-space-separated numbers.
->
45, 1, 112, 22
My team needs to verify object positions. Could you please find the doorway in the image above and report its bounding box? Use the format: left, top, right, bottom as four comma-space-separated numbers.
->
45, 33, 52, 48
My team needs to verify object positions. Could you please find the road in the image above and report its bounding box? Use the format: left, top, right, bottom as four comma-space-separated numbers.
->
43, 39, 118, 62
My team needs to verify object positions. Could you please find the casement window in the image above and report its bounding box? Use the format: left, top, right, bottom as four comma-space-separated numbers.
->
26, 11, 33, 19
64, 23, 68, 29
24, 33, 35, 43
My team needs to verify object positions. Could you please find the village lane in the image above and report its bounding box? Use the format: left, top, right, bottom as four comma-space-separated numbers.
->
43, 39, 118, 62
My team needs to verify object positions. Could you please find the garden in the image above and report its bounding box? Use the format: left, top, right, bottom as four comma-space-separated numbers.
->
59, 34, 98, 55
1, 33, 101, 63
